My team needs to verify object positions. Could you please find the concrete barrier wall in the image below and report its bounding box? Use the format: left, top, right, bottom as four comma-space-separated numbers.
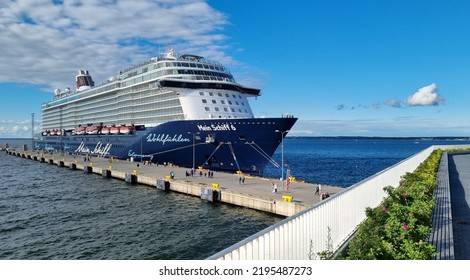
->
221, 191, 275, 213
208, 145, 470, 260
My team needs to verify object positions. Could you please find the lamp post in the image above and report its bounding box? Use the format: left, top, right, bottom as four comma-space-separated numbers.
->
275, 129, 289, 189
31, 113, 34, 151
188, 132, 201, 170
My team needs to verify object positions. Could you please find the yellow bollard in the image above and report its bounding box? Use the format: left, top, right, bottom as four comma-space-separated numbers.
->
282, 195, 293, 202
109, 165, 112, 170
133, 169, 138, 175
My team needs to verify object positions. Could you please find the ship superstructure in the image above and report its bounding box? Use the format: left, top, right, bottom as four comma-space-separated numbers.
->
36, 48, 297, 174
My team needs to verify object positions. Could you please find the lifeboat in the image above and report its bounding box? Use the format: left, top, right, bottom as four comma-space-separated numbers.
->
86, 124, 102, 135
101, 126, 110, 135
42, 130, 50, 136
73, 125, 86, 135
49, 129, 57, 136
119, 124, 135, 135
110, 125, 120, 135
56, 129, 63, 136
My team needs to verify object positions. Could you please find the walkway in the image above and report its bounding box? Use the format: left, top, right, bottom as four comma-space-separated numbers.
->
448, 153, 470, 260
6, 150, 345, 216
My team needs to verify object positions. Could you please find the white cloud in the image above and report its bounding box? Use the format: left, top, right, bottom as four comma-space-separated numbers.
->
0, 120, 40, 137
385, 99, 402, 108
0, 0, 231, 90
405, 83, 444, 106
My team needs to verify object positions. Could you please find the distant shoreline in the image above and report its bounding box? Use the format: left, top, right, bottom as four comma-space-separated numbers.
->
288, 136, 470, 141
0, 138, 32, 140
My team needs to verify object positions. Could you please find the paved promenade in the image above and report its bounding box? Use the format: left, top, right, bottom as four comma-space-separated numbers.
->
103, 155, 344, 206
6, 149, 345, 216
448, 153, 470, 260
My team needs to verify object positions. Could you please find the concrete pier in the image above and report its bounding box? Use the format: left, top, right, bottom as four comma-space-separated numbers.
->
4, 149, 344, 217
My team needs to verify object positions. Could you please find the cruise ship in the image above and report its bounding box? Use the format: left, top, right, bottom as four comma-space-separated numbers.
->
35, 48, 297, 174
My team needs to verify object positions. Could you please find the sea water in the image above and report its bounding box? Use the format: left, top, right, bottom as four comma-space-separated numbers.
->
1, 137, 469, 259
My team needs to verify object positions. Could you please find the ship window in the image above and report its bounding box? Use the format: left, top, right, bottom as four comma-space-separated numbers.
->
221, 100, 225, 104
225, 93, 229, 97
231, 108, 235, 112
211, 100, 216, 104
232, 94, 236, 98
235, 102, 239, 105
223, 108, 228, 112
215, 107, 220, 111
228, 101, 232, 105
239, 95, 242, 99
209, 92, 214, 96
238, 109, 242, 112
205, 107, 210, 111
241, 102, 245, 106
202, 99, 207, 103
218, 93, 222, 97
199, 92, 204, 96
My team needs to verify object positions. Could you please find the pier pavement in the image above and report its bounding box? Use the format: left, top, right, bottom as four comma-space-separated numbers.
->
5, 149, 345, 217
448, 153, 470, 259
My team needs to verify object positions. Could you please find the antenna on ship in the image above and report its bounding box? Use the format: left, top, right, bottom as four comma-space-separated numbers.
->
164, 46, 176, 60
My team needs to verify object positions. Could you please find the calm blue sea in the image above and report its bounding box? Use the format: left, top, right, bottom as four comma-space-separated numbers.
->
1, 137, 469, 259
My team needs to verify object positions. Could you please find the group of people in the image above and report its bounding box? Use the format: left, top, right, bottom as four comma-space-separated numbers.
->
185, 169, 214, 178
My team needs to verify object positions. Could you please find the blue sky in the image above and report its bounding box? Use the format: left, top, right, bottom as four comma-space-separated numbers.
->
1, 0, 470, 138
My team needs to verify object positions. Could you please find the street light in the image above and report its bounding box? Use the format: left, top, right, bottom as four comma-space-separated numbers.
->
188, 132, 201, 170
275, 129, 289, 189
31, 113, 34, 151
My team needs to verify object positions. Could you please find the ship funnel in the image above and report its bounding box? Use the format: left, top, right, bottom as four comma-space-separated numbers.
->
76, 69, 95, 91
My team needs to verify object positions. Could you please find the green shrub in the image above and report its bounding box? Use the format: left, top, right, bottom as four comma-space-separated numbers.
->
345, 149, 443, 260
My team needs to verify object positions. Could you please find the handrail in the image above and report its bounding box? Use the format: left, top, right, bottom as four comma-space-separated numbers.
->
207, 145, 470, 260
